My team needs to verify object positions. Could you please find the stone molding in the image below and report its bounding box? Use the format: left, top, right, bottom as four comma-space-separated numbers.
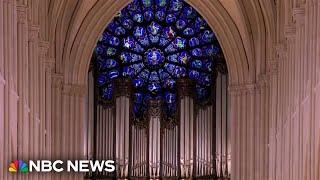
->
63, 84, 87, 97
28, 25, 40, 41
16, 5, 28, 23
284, 25, 296, 38
228, 83, 257, 95
39, 41, 50, 58
45, 58, 56, 73
275, 43, 287, 59
51, 74, 63, 90
267, 58, 280, 75
293, 7, 305, 26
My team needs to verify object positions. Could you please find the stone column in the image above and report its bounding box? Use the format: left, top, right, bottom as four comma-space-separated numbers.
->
114, 78, 132, 179
16, 2, 29, 165
177, 78, 195, 179
61, 83, 87, 180
229, 80, 269, 180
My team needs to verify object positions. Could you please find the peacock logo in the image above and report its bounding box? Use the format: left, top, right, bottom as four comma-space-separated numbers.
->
8, 160, 29, 173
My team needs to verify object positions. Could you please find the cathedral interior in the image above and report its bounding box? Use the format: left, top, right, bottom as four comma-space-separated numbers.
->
85, 1, 230, 179
1, 0, 320, 179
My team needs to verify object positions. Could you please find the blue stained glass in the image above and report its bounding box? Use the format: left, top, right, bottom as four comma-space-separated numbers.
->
181, 6, 195, 19
133, 13, 144, 23
115, 26, 126, 35
120, 52, 142, 63
159, 37, 170, 46
156, 0, 167, 7
95, 45, 105, 55
163, 27, 176, 40
165, 44, 177, 53
199, 74, 212, 86
164, 63, 176, 74
191, 60, 202, 69
159, 69, 170, 80
104, 59, 118, 68
156, 10, 166, 21
94, 0, 224, 119
165, 92, 176, 104
108, 69, 119, 79
134, 27, 147, 38
167, 54, 178, 63
164, 79, 175, 88
106, 35, 120, 46
189, 70, 200, 79
144, 10, 153, 21
189, 37, 200, 47
133, 78, 144, 88
173, 37, 186, 49
174, 66, 186, 77
195, 17, 206, 30
145, 49, 165, 67
106, 47, 117, 56
142, 0, 152, 7
138, 69, 150, 80
148, 22, 162, 35
130, 63, 144, 73
148, 83, 161, 93
201, 30, 214, 43
123, 37, 135, 49
96, 57, 108, 70
170, 0, 183, 12
166, 14, 176, 24
122, 19, 133, 29
150, 71, 160, 81
133, 104, 141, 114
122, 66, 135, 77
176, 19, 186, 29
183, 28, 194, 36
134, 92, 144, 103
149, 35, 160, 44
178, 52, 189, 64
191, 48, 202, 57
97, 74, 107, 86
204, 61, 213, 71
101, 85, 113, 100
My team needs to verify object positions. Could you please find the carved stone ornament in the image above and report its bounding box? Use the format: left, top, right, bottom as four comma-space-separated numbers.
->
113, 77, 132, 97
147, 99, 163, 118
177, 78, 196, 98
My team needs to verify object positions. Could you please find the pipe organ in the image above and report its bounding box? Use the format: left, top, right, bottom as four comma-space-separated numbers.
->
161, 126, 178, 177
131, 125, 148, 177
87, 72, 230, 179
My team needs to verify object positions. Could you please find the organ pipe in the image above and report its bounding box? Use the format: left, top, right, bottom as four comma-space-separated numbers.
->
114, 78, 132, 179
177, 78, 195, 179
88, 73, 230, 179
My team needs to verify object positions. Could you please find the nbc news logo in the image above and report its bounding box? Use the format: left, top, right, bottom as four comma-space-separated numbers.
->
8, 160, 29, 173
8, 160, 115, 173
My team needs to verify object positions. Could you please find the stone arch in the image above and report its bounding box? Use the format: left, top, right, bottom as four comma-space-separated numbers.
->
50, 1, 273, 179
60, 0, 255, 87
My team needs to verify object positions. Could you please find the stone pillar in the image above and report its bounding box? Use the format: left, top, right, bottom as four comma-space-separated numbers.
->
114, 78, 132, 179
229, 81, 269, 180
147, 99, 162, 179
16, 2, 28, 164
61, 83, 87, 180
177, 78, 195, 179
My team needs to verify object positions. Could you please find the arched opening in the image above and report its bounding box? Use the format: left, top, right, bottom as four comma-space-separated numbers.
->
85, 0, 230, 179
